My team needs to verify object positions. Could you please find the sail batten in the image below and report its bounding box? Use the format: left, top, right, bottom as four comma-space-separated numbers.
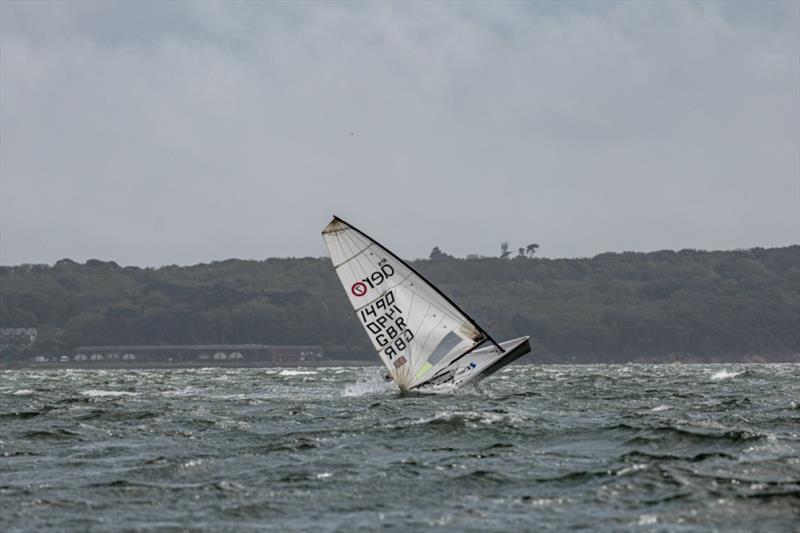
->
332, 245, 372, 269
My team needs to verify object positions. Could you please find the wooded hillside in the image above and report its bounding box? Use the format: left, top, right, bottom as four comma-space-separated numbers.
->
1, 246, 798, 362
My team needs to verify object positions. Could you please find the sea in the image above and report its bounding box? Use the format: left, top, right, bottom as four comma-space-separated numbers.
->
1, 364, 798, 532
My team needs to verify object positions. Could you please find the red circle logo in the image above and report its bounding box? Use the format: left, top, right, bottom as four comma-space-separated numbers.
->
351, 281, 367, 297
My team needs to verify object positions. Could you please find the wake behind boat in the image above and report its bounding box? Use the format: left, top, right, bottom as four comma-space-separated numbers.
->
322, 216, 530, 392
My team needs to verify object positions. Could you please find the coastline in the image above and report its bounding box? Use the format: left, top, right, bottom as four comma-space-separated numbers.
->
1, 355, 797, 371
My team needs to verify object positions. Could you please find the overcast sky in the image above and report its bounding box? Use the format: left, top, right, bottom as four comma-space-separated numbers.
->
1, 1, 798, 266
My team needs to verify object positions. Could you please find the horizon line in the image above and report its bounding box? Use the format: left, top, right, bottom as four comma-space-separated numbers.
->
1, 243, 798, 270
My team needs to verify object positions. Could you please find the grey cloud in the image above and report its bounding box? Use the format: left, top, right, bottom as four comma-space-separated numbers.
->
1, 1, 797, 266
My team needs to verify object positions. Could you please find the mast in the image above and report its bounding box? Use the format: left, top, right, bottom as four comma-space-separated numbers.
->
329, 215, 505, 353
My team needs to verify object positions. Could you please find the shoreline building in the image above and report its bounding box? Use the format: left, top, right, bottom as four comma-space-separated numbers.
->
0, 328, 38, 352
67, 344, 323, 364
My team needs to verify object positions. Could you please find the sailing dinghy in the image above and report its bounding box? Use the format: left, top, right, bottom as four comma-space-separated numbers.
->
322, 216, 530, 392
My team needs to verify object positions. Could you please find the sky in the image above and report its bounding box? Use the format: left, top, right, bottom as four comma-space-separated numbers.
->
1, 1, 798, 266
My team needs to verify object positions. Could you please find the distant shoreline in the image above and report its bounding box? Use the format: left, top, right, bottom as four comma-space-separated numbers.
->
2, 356, 797, 371
2, 246, 797, 365
0, 360, 379, 371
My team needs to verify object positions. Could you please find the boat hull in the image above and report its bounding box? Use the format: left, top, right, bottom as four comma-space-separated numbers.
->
411, 336, 531, 391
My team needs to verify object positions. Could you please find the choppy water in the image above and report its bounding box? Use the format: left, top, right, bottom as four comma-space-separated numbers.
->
1, 365, 798, 532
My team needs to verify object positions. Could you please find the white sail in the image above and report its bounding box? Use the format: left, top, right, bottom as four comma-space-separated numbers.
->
322, 217, 488, 390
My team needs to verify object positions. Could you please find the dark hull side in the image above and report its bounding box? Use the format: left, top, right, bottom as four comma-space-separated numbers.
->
475, 337, 531, 382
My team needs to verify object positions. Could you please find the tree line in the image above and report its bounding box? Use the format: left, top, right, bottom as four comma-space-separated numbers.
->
1, 246, 798, 363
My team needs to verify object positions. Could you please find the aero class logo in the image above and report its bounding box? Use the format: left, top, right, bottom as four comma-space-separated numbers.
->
350, 260, 395, 297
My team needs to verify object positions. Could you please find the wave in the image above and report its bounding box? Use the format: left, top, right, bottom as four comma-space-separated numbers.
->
399, 410, 524, 431
710, 369, 747, 381
80, 390, 139, 398
452, 469, 513, 484
278, 369, 318, 376
21, 429, 81, 440
737, 489, 800, 501
84, 479, 237, 492
619, 450, 735, 463
3, 364, 796, 532
610, 422, 767, 446
0, 410, 45, 420
534, 469, 610, 484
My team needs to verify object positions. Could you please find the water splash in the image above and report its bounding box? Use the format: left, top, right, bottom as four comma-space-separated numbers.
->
710, 369, 746, 381
342, 370, 395, 397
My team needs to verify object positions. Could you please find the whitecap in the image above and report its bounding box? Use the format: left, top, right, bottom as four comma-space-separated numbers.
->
637, 514, 657, 525
163, 386, 201, 397
80, 390, 138, 398
407, 410, 523, 428
710, 370, 745, 381
524, 497, 564, 507
278, 369, 318, 376
617, 463, 648, 476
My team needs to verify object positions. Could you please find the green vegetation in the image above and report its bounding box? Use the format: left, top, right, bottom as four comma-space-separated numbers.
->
1, 246, 798, 363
